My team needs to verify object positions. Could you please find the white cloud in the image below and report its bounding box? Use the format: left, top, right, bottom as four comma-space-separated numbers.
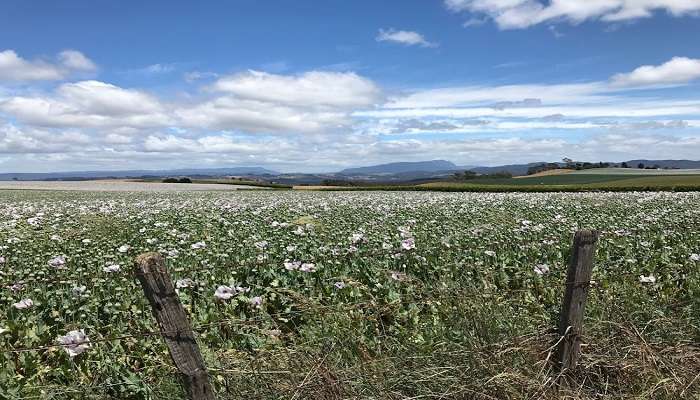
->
210, 70, 381, 109
384, 82, 608, 109
1, 80, 170, 128
1, 57, 700, 172
58, 50, 98, 72
611, 57, 700, 87
376, 29, 438, 48
0, 49, 97, 82
176, 97, 350, 134
445, 0, 700, 29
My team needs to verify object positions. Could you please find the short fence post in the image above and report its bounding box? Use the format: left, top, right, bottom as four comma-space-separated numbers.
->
556, 229, 599, 374
134, 253, 216, 400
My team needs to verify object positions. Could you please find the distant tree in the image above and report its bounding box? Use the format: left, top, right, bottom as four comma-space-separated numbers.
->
637, 163, 645, 169
162, 177, 192, 183
621, 162, 629, 168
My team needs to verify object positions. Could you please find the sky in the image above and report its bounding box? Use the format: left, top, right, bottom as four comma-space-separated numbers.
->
1, 0, 700, 173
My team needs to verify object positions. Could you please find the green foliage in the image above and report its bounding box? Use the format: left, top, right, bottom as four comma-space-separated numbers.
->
0, 190, 698, 398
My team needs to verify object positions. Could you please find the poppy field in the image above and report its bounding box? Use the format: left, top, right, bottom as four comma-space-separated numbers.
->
1, 189, 699, 399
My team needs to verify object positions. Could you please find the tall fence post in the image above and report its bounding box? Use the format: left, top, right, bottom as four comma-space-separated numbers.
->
556, 229, 599, 374
134, 253, 216, 400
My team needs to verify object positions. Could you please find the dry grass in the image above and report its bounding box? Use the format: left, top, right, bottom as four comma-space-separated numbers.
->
515, 169, 576, 178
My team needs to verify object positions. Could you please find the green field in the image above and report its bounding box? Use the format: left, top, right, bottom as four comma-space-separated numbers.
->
418, 174, 700, 192
1, 190, 698, 399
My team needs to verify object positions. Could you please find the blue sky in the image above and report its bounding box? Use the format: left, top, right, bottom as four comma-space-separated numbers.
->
1, 0, 700, 172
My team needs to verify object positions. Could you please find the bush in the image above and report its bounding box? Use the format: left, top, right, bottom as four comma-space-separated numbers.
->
162, 177, 192, 183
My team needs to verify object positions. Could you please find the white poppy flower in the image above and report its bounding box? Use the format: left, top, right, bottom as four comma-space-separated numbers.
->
176, 278, 194, 289
351, 233, 365, 244
191, 241, 206, 249
299, 263, 316, 272
484, 250, 496, 257
534, 264, 550, 275
284, 261, 301, 271
639, 275, 656, 284
250, 296, 263, 309
690, 254, 700, 262
72, 286, 87, 296
103, 264, 121, 273
49, 256, 67, 269
214, 285, 235, 300
57, 330, 90, 358
401, 238, 415, 251
117, 245, 130, 253
13, 298, 33, 309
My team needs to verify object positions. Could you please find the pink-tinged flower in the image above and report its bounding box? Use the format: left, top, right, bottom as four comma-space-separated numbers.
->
639, 275, 656, 284
102, 264, 121, 273
13, 298, 33, 309
350, 233, 365, 244
0, 256, 5, 264
72, 286, 87, 296
191, 241, 206, 250
533, 264, 550, 275
250, 296, 263, 309
57, 330, 90, 358
8, 282, 23, 292
214, 285, 249, 300
49, 255, 66, 269
334, 281, 346, 290
176, 278, 194, 289
284, 260, 301, 271
299, 263, 316, 272
401, 238, 415, 251
27, 217, 42, 226
214, 285, 235, 300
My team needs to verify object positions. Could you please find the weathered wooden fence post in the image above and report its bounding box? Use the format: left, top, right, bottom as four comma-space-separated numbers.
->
556, 229, 599, 373
134, 253, 216, 400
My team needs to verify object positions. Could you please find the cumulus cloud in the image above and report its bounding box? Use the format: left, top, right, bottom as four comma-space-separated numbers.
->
58, 50, 98, 72
0, 80, 170, 128
210, 70, 381, 109
0, 49, 97, 82
611, 57, 700, 87
376, 29, 438, 48
175, 70, 383, 134
445, 0, 700, 29
1, 54, 699, 172
176, 97, 350, 134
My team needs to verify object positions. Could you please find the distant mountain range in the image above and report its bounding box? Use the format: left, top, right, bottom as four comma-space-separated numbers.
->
1, 159, 699, 183
0, 167, 278, 181
339, 160, 463, 175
